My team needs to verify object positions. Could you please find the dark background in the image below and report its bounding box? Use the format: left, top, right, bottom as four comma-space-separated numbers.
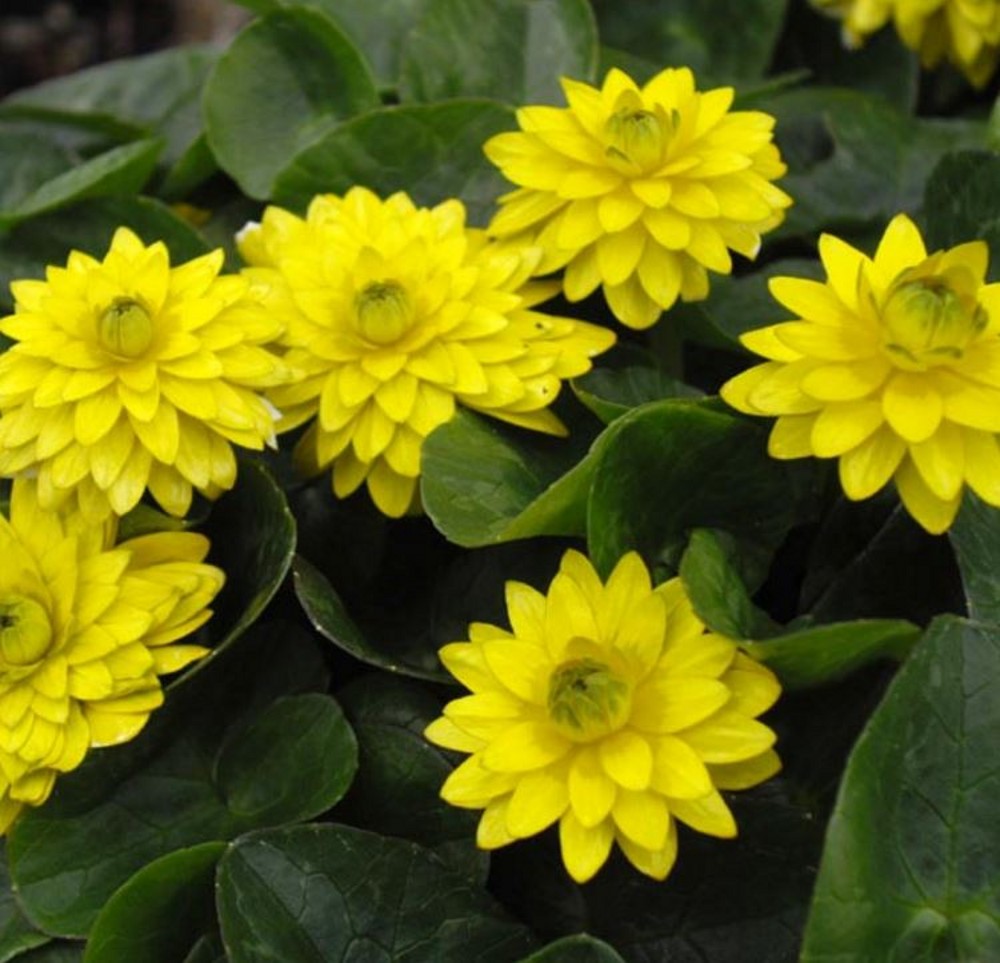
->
0, 0, 249, 97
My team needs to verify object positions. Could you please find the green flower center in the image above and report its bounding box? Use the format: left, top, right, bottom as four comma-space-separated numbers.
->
547, 657, 630, 741
98, 298, 155, 358
353, 280, 415, 345
881, 271, 986, 370
604, 105, 672, 172
0, 594, 53, 667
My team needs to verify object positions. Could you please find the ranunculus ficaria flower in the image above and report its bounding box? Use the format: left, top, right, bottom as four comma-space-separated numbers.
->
812, 0, 1000, 87
238, 187, 614, 518
0, 480, 224, 833
722, 213, 1000, 534
0, 228, 287, 522
425, 550, 781, 883
483, 67, 791, 329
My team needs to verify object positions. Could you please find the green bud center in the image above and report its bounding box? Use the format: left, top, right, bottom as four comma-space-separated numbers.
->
353, 280, 415, 345
0, 594, 53, 667
881, 271, 986, 370
98, 298, 154, 358
547, 657, 630, 740
604, 101, 672, 172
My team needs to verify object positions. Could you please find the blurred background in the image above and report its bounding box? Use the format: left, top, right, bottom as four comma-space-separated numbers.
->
0, 0, 250, 96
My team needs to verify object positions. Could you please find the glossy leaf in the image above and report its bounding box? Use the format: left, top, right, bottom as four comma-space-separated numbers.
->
83, 843, 226, 963
950, 491, 1000, 625
216, 824, 538, 961
399, 0, 597, 104
802, 617, 1000, 960
572, 366, 702, 424
519, 934, 626, 962
272, 100, 514, 226
203, 9, 378, 198
6, 623, 333, 937
0, 842, 48, 963
421, 408, 600, 547
0, 130, 73, 213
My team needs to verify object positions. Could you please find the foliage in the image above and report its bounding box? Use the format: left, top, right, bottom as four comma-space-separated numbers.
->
0, 0, 999, 960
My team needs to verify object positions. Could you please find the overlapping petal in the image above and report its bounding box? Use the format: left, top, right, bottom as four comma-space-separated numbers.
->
484, 67, 792, 329
425, 549, 782, 883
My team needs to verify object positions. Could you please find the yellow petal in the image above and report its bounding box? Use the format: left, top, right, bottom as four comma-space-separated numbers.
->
708, 749, 781, 790
482, 721, 570, 772
810, 400, 884, 457
909, 421, 965, 501
676, 709, 775, 763
838, 426, 906, 500
568, 746, 616, 827
599, 729, 653, 790
882, 371, 942, 443
963, 428, 1000, 504
670, 789, 737, 838
649, 734, 715, 799
612, 789, 669, 850
617, 817, 678, 880
894, 456, 962, 535
558, 810, 614, 883
505, 766, 569, 837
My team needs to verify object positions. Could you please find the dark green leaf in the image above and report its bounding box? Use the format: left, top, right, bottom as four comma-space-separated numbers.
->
0, 140, 162, 227
215, 824, 537, 961
82, 842, 226, 963
520, 934, 625, 962
679, 528, 778, 639
924, 151, 1000, 277
181, 933, 226, 963
173, 459, 296, 688
215, 694, 357, 823
12, 944, 83, 963
0, 130, 73, 213
0, 842, 49, 963
572, 366, 702, 423
203, 9, 378, 199
951, 491, 1000, 625
293, 554, 447, 681
272, 100, 514, 227
802, 617, 1000, 960
0, 196, 210, 312
421, 408, 599, 547
766, 89, 983, 240
587, 400, 806, 581
399, 0, 597, 104
4, 47, 220, 171
592, 0, 788, 84
6, 622, 330, 937
336, 675, 484, 880
747, 619, 920, 690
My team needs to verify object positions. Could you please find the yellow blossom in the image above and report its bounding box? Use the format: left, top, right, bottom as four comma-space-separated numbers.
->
483, 67, 792, 330
0, 480, 224, 834
0, 227, 288, 522
238, 187, 615, 518
425, 550, 781, 883
812, 0, 1000, 86
721, 214, 1000, 534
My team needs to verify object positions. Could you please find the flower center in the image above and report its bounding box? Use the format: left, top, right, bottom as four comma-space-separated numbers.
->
604, 105, 671, 172
0, 594, 53, 667
353, 280, 415, 345
98, 298, 155, 358
547, 657, 630, 741
881, 270, 986, 370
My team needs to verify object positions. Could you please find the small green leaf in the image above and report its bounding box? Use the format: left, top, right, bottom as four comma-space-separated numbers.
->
6, 623, 330, 937
747, 619, 921, 690
0, 140, 162, 227
421, 408, 599, 547
203, 9, 378, 199
572, 366, 702, 424
399, 0, 597, 104
519, 934, 626, 962
950, 491, 1000, 625
679, 528, 778, 639
293, 554, 447, 681
802, 617, 1000, 960
0, 842, 49, 963
924, 151, 1000, 276
215, 694, 357, 823
82, 842, 226, 963
587, 400, 808, 581
215, 824, 538, 961
272, 100, 514, 226
172, 459, 296, 688
335, 675, 483, 879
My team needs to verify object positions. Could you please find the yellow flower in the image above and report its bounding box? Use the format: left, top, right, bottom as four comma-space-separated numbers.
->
0, 227, 287, 522
424, 550, 781, 883
812, 0, 1000, 86
238, 187, 615, 518
721, 214, 1000, 534
483, 67, 792, 330
0, 480, 224, 834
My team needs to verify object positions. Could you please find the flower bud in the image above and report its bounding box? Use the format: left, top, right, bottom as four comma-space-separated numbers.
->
353, 280, 415, 345
0, 595, 53, 667
98, 298, 155, 358
547, 657, 630, 740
